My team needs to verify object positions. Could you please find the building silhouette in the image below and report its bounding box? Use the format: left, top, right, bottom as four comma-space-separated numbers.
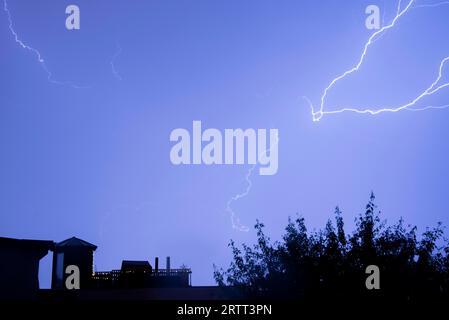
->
0, 236, 242, 300
51, 237, 97, 290
92, 256, 191, 289
0, 237, 53, 299
48, 236, 191, 290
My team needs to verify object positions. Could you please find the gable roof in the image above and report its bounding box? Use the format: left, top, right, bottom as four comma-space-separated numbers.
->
55, 237, 97, 250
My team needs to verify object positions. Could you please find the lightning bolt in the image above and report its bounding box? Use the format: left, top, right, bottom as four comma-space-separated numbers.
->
306, 0, 449, 121
413, 1, 449, 8
110, 40, 123, 81
226, 165, 255, 232
406, 104, 449, 111
397, 0, 403, 15
3, 0, 89, 88
226, 132, 279, 232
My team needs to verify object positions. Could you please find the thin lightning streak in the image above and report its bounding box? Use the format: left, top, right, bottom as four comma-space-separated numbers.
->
306, 0, 449, 121
226, 166, 255, 232
3, 0, 89, 88
413, 1, 449, 8
226, 133, 279, 232
407, 104, 449, 111
111, 40, 123, 81
397, 0, 403, 14
370, 2, 389, 45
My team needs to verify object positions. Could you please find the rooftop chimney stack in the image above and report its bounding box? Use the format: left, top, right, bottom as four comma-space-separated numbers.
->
155, 257, 159, 273
166, 256, 171, 273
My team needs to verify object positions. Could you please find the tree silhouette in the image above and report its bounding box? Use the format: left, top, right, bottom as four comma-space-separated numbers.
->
214, 193, 449, 300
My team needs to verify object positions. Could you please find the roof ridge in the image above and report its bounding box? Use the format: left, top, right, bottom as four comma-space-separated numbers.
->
56, 236, 97, 249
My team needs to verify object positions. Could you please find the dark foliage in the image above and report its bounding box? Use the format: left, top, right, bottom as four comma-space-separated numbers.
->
214, 193, 449, 300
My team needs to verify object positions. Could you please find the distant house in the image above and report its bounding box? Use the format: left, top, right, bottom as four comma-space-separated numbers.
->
93, 256, 192, 289
0, 237, 53, 299
119, 260, 153, 288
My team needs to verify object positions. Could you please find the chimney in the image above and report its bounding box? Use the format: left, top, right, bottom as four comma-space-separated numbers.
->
166, 256, 171, 272
155, 257, 159, 273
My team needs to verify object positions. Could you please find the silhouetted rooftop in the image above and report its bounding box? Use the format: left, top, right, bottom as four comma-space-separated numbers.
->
121, 260, 152, 270
0, 236, 54, 251
55, 237, 97, 250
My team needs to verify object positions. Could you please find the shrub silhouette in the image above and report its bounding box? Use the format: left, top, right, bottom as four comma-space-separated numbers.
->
214, 193, 449, 300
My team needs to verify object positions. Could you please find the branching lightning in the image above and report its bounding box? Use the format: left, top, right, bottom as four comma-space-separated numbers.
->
226, 133, 279, 232
111, 40, 123, 81
3, 0, 89, 88
306, 0, 449, 121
